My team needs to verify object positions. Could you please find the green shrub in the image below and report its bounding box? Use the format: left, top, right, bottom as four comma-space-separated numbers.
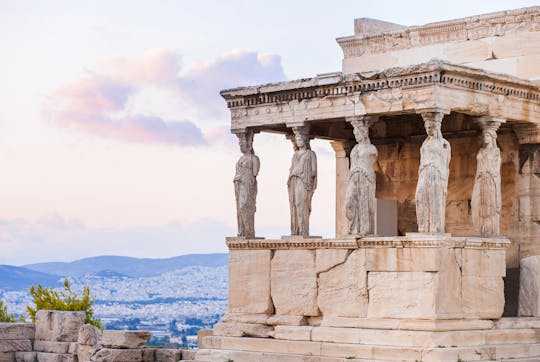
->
26, 279, 102, 328
0, 300, 16, 322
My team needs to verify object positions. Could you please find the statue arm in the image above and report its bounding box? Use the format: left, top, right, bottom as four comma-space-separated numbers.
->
311, 151, 318, 191
252, 155, 260, 177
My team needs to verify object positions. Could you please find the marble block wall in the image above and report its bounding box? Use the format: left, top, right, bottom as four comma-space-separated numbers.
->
224, 236, 508, 335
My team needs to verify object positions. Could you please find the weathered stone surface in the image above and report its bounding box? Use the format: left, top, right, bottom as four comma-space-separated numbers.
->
463, 276, 504, 319
273, 326, 312, 341
78, 344, 98, 362
0, 340, 32, 353
266, 315, 306, 326
443, 39, 492, 63
462, 248, 506, 277
155, 348, 182, 362
212, 322, 272, 338
78, 324, 101, 346
228, 249, 273, 314
101, 330, 152, 349
35, 310, 85, 342
0, 352, 14, 362
197, 329, 213, 351
14, 352, 36, 362
365, 247, 440, 272
315, 249, 349, 273
180, 349, 197, 360
36, 352, 76, 362
220, 313, 268, 324
317, 249, 367, 318
271, 250, 319, 316
367, 271, 437, 319
519, 255, 540, 317
33, 340, 77, 354
0, 324, 35, 340
90, 348, 145, 362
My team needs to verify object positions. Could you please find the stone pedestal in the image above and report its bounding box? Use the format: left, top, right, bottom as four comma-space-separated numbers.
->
191, 236, 540, 362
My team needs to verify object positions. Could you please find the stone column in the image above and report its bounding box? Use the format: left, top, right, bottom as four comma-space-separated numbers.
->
471, 117, 504, 237
514, 125, 540, 316
415, 108, 451, 233
330, 140, 354, 237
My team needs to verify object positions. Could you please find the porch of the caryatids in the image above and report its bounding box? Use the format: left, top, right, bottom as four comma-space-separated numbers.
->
415, 109, 451, 233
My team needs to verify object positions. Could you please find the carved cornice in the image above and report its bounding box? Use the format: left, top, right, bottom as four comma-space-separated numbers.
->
336, 7, 540, 58
225, 236, 510, 250
220, 60, 540, 112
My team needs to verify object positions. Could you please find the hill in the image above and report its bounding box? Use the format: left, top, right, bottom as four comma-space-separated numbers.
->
0, 265, 62, 291
23, 253, 228, 278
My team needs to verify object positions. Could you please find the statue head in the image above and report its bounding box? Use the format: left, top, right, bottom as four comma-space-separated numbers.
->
351, 121, 369, 143
424, 118, 442, 138
236, 131, 254, 154
292, 126, 311, 150
482, 128, 497, 147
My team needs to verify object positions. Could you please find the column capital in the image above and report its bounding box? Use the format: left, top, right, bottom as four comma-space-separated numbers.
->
415, 107, 451, 116
476, 116, 505, 134
346, 115, 378, 127
514, 124, 540, 144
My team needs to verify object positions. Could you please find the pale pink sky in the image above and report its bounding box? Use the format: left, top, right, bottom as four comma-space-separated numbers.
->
0, 0, 536, 264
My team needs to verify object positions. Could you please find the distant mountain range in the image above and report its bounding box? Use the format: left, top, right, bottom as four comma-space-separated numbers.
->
0, 253, 228, 292
0, 265, 62, 291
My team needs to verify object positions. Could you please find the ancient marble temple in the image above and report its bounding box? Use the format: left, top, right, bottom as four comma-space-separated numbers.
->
196, 7, 540, 362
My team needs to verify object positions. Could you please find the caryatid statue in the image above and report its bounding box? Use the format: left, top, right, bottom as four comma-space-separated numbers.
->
345, 117, 378, 236
471, 117, 503, 237
233, 130, 260, 238
287, 126, 317, 236
415, 111, 451, 233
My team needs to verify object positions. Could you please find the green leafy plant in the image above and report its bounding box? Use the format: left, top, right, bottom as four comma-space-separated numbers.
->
26, 279, 102, 328
0, 300, 16, 322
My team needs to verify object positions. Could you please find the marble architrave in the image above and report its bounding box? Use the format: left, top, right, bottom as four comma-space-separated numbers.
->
344, 117, 378, 236
415, 111, 451, 233
472, 117, 504, 237
287, 126, 317, 236
233, 130, 260, 238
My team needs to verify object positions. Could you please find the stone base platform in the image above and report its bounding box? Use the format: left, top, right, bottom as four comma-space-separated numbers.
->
193, 318, 540, 362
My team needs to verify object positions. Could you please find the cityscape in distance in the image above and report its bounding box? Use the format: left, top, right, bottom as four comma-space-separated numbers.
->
0, 253, 228, 348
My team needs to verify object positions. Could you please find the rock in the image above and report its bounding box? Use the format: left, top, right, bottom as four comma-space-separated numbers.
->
318, 249, 367, 318
315, 249, 349, 273
35, 310, 85, 342
155, 348, 182, 362
0, 352, 14, 362
36, 352, 77, 362
196, 329, 212, 350
212, 322, 272, 338
271, 250, 319, 316
15, 352, 36, 362
0, 340, 32, 353
78, 344, 99, 362
266, 315, 307, 326
100, 330, 152, 349
0, 324, 35, 340
91, 348, 151, 361
33, 340, 77, 354
519, 255, 540, 316
78, 324, 101, 346
228, 250, 273, 314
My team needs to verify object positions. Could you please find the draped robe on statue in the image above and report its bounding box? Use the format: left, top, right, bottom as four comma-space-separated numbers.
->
288, 149, 317, 236
234, 154, 259, 237
472, 146, 501, 236
415, 137, 451, 233
345, 143, 377, 235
